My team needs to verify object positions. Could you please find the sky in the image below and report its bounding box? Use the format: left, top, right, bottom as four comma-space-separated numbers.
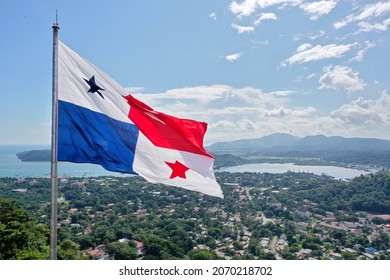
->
1, 0, 390, 145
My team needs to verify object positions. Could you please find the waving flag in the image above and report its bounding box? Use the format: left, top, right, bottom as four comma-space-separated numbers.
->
57, 41, 223, 198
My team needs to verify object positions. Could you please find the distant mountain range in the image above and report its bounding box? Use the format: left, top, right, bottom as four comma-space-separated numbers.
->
208, 133, 390, 166
16, 133, 390, 167
207, 133, 390, 153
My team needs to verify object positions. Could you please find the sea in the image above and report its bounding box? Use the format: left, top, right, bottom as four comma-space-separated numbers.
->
0, 145, 129, 178
218, 163, 374, 180
0, 145, 376, 179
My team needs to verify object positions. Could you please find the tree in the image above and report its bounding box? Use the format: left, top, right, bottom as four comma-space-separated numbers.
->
76, 234, 95, 250
0, 197, 49, 259
106, 242, 137, 260
187, 249, 217, 260
233, 240, 244, 250
341, 251, 357, 260
371, 232, 390, 251
58, 239, 89, 260
208, 227, 222, 239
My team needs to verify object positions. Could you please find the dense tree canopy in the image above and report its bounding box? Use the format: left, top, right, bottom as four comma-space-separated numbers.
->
0, 197, 49, 259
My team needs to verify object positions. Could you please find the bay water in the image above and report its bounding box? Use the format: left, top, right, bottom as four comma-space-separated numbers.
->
0, 145, 128, 178
0, 145, 374, 179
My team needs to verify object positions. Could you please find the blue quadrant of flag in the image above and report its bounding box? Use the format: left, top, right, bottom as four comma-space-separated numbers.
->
58, 100, 139, 174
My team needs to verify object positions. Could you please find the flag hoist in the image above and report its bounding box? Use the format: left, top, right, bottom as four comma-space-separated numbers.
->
50, 21, 60, 260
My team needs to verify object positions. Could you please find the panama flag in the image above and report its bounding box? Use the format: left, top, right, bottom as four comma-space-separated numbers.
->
57, 41, 223, 198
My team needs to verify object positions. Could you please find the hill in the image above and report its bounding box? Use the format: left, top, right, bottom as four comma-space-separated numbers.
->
208, 133, 390, 153
16, 133, 390, 166
17, 150, 51, 162
208, 133, 390, 167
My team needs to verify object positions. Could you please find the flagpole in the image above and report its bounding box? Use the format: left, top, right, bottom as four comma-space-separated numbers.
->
50, 20, 60, 260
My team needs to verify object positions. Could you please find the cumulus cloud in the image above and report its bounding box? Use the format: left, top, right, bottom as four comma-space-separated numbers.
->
238, 119, 257, 130
253, 13, 278, 25
306, 73, 316, 80
350, 41, 376, 62
296, 43, 313, 52
283, 43, 357, 65
131, 85, 323, 143
318, 65, 365, 94
292, 106, 317, 117
125, 86, 145, 93
264, 107, 291, 117
231, 23, 255, 33
230, 0, 303, 18
309, 30, 326, 40
334, 1, 390, 29
251, 39, 270, 47
267, 90, 294, 96
133, 85, 279, 125
134, 85, 232, 107
209, 120, 236, 129
230, 0, 338, 20
357, 17, 390, 33
299, 0, 337, 20
130, 85, 390, 143
209, 13, 217, 20
264, 106, 316, 117
225, 52, 244, 61
229, 0, 259, 18
331, 91, 390, 127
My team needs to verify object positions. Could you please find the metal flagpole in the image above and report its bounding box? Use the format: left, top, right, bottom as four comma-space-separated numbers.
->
50, 19, 60, 260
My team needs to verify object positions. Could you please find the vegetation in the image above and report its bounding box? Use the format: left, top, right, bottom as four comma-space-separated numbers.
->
1, 171, 390, 260
16, 150, 51, 162
0, 197, 49, 259
276, 172, 390, 213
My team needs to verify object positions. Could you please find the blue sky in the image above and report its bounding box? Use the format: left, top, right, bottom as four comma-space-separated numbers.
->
1, 0, 390, 145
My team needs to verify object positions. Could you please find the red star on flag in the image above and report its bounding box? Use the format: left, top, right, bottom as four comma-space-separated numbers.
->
165, 160, 190, 179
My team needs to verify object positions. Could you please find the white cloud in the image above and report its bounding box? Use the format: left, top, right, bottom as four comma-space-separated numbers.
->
231, 23, 255, 33
300, 0, 338, 21
209, 120, 236, 129
253, 13, 278, 25
283, 43, 357, 65
132, 85, 290, 118
130, 85, 390, 143
350, 41, 376, 62
264, 106, 316, 117
293, 33, 303, 41
257, 0, 303, 9
225, 52, 244, 62
306, 73, 316, 80
334, 1, 390, 29
229, 0, 259, 18
267, 90, 294, 96
296, 43, 313, 52
209, 13, 217, 20
318, 65, 365, 94
357, 17, 390, 33
134, 85, 232, 107
264, 107, 291, 117
331, 91, 390, 127
230, 0, 338, 20
251, 39, 270, 47
131, 85, 314, 143
292, 106, 317, 117
309, 30, 326, 40
125, 86, 145, 93
208, 107, 264, 115
229, 0, 303, 18
238, 119, 257, 130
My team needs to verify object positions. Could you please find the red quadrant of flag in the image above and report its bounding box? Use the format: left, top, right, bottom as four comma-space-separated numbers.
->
124, 94, 213, 158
